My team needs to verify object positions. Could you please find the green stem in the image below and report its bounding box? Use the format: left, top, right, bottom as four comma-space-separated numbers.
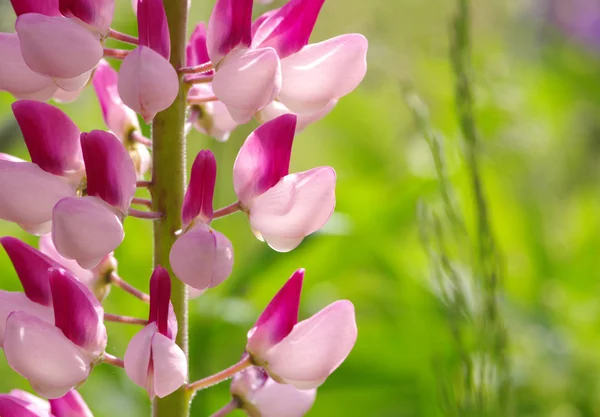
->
150, 0, 190, 416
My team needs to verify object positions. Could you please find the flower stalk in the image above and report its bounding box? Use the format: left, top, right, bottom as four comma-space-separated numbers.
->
186, 356, 252, 393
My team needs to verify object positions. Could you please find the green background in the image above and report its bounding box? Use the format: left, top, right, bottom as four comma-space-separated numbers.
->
1, 0, 600, 416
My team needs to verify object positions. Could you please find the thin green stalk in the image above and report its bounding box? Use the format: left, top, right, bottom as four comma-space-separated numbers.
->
450, 0, 510, 414
150, 0, 190, 416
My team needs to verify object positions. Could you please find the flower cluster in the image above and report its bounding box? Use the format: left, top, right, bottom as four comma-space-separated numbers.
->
0, 0, 367, 415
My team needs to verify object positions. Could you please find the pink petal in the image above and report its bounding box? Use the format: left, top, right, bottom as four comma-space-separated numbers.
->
190, 100, 238, 142
59, 0, 115, 34
182, 150, 216, 228
12, 100, 83, 177
52, 196, 124, 269
206, 0, 252, 63
0, 33, 57, 101
38, 234, 95, 286
9, 390, 51, 415
52, 70, 92, 92
187, 23, 211, 67
81, 130, 136, 212
251, 0, 325, 58
247, 270, 303, 357
148, 266, 172, 338
279, 34, 368, 114
92, 60, 140, 141
0, 394, 50, 417
258, 99, 337, 131
212, 47, 281, 123
151, 332, 187, 398
169, 223, 233, 291
0, 292, 53, 347
233, 114, 295, 204
4, 311, 91, 399
50, 268, 106, 357
52, 87, 84, 103
0, 237, 59, 306
49, 390, 93, 417
137, 0, 170, 59
0, 160, 76, 234
10, 0, 60, 16
124, 323, 155, 396
248, 167, 336, 252
16, 14, 103, 79
117, 46, 179, 122
251, 379, 316, 417
262, 300, 357, 389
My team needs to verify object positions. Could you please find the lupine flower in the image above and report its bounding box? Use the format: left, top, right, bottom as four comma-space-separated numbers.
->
231, 366, 316, 417
170, 150, 234, 291
0, 237, 55, 347
4, 268, 107, 398
233, 114, 336, 252
246, 269, 357, 389
0, 389, 52, 417
186, 23, 238, 141
39, 234, 116, 300
118, 0, 178, 122
124, 267, 187, 398
50, 390, 94, 417
207, 0, 281, 123
0, 101, 81, 235
206, 0, 367, 124
52, 130, 137, 269
12, 0, 113, 91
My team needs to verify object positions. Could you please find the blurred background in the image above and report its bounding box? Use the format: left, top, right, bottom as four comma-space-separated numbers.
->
1, 0, 600, 416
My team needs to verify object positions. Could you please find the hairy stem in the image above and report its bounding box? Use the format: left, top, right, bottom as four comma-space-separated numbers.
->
150, 0, 190, 416
186, 356, 252, 393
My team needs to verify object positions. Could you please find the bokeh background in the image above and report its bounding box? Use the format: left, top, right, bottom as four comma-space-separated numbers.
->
1, 0, 600, 416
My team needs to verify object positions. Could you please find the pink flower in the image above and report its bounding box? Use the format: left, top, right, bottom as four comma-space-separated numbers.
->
0, 237, 55, 347
0, 102, 82, 235
49, 390, 94, 417
0, 390, 52, 417
52, 130, 136, 269
3, 268, 107, 398
246, 270, 357, 389
170, 150, 234, 291
58, 0, 115, 35
118, 0, 178, 122
233, 115, 336, 252
231, 367, 316, 417
124, 267, 187, 398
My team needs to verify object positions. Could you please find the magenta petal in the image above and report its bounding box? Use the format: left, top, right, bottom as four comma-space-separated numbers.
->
148, 266, 172, 338
0, 394, 50, 417
49, 390, 93, 417
250, 379, 316, 417
92, 60, 140, 141
0, 237, 60, 306
262, 300, 357, 389
117, 46, 179, 122
279, 34, 368, 114
137, 0, 170, 59
249, 167, 336, 252
59, 0, 115, 34
252, 0, 325, 58
186, 23, 212, 71
12, 101, 83, 177
0, 33, 57, 101
169, 223, 233, 291
182, 150, 216, 228
81, 130, 136, 212
52, 196, 124, 269
11, 0, 60, 16
8, 390, 51, 415
212, 47, 281, 123
50, 268, 106, 356
247, 269, 303, 357
16, 14, 103, 79
4, 311, 91, 399
206, 0, 252, 63
0, 160, 76, 234
0, 292, 54, 347
233, 114, 295, 204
